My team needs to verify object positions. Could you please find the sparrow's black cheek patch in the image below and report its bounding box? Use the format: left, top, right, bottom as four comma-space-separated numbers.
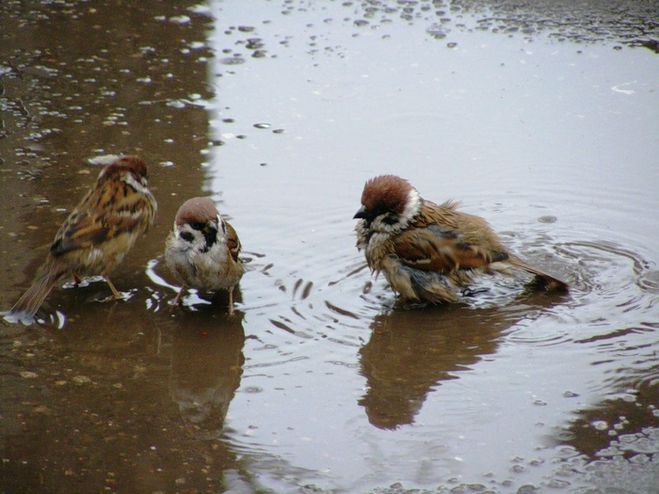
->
180, 231, 194, 242
203, 228, 217, 249
382, 214, 400, 225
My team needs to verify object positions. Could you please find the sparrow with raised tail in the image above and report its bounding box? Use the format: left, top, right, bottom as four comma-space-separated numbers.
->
354, 175, 567, 305
8, 156, 158, 323
164, 197, 244, 314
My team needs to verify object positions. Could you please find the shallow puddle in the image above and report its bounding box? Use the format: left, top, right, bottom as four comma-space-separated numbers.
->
1, 1, 658, 493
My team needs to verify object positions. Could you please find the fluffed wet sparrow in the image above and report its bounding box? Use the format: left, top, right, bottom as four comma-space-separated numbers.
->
8, 156, 158, 323
164, 197, 244, 314
354, 175, 567, 305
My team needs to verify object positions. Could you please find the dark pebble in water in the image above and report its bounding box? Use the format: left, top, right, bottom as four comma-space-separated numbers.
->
547, 479, 571, 488
272, 128, 285, 134
254, 123, 271, 129
222, 118, 235, 123
238, 26, 255, 33
246, 38, 264, 50
428, 30, 447, 39
260, 163, 267, 167
447, 42, 458, 48
252, 50, 267, 58
220, 56, 245, 65
538, 215, 557, 224
427, 24, 447, 39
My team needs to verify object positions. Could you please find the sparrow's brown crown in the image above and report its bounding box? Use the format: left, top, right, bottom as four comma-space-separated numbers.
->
361, 175, 415, 216
100, 155, 148, 181
175, 197, 219, 227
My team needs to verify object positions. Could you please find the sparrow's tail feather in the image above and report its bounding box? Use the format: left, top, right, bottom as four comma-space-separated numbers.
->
8, 266, 64, 323
507, 256, 568, 292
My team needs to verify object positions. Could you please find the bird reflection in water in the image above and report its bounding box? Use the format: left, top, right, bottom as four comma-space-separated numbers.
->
169, 311, 245, 439
358, 300, 548, 430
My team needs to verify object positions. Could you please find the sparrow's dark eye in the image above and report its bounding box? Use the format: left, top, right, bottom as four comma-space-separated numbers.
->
189, 222, 205, 231
180, 231, 194, 242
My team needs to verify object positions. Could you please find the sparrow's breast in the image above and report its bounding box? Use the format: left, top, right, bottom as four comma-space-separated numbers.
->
193, 241, 243, 291
365, 231, 394, 271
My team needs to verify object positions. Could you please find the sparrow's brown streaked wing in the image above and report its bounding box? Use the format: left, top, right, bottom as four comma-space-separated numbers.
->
393, 224, 509, 273
49, 210, 105, 257
225, 222, 242, 262
51, 205, 151, 258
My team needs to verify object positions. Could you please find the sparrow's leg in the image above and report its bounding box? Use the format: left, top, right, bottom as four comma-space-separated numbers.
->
172, 287, 186, 307
227, 286, 235, 316
72, 274, 81, 286
104, 276, 123, 300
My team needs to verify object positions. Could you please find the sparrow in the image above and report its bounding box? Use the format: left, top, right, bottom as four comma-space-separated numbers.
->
8, 156, 158, 323
164, 197, 244, 314
354, 175, 568, 305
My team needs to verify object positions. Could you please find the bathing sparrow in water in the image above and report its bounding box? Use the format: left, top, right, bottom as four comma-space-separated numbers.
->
164, 197, 244, 314
8, 156, 158, 323
354, 175, 567, 305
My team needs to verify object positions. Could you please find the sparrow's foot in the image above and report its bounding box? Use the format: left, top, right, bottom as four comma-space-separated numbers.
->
104, 276, 125, 300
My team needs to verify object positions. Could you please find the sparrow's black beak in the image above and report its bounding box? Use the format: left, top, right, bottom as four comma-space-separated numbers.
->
353, 206, 369, 220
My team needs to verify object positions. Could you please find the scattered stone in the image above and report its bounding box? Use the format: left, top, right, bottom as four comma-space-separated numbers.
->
72, 375, 92, 385
32, 405, 50, 415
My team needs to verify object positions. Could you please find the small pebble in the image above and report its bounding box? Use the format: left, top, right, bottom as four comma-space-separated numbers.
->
72, 375, 92, 385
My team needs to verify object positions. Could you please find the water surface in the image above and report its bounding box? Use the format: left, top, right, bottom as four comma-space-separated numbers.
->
1, 1, 658, 493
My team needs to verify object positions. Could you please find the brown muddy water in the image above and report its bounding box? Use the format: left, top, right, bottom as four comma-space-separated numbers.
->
1, 1, 658, 493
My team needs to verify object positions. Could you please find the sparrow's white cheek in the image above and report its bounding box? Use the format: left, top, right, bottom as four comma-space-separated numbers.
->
400, 189, 421, 227
123, 173, 151, 196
